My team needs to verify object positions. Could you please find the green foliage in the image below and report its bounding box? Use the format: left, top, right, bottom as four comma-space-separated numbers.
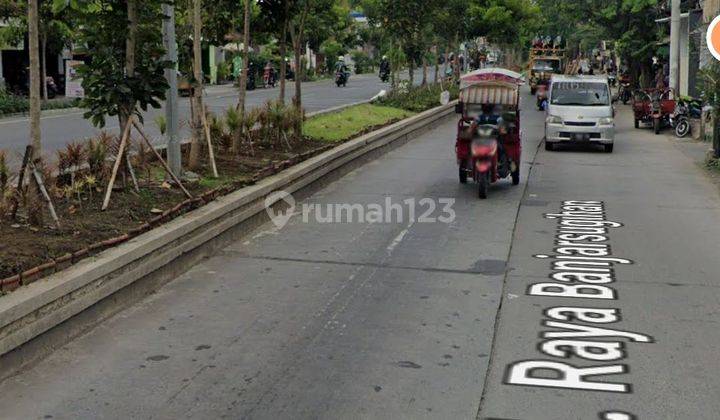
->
377, 82, 459, 113
60, 0, 170, 128
320, 39, 346, 70
351, 50, 375, 74
303, 103, 414, 142
154, 115, 167, 136
469, 0, 541, 47
0, 90, 79, 115
700, 63, 720, 118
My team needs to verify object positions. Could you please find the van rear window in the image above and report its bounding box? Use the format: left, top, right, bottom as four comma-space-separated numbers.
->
551, 82, 610, 106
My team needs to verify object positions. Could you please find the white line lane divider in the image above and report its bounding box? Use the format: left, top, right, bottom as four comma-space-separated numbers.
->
504, 200, 652, 420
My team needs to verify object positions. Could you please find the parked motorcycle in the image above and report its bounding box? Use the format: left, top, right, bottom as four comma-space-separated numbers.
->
536, 84, 548, 111
608, 72, 617, 87
335, 70, 349, 87
671, 98, 702, 138
263, 67, 277, 89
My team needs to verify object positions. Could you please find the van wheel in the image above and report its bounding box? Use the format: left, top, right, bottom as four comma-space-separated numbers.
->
545, 141, 554, 151
653, 118, 661, 135
604, 144, 614, 153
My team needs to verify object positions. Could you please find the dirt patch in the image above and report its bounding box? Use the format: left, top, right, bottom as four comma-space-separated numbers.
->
0, 137, 328, 288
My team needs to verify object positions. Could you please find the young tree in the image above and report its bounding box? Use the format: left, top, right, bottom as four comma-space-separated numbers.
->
258, 0, 294, 103
56, 0, 169, 130
28, 0, 41, 157
188, 0, 203, 170
234, 0, 251, 153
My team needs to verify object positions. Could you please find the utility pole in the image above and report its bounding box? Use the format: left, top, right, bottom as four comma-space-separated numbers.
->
669, 0, 680, 91
162, 2, 181, 176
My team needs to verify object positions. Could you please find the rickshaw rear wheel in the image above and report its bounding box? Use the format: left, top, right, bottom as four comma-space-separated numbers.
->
459, 164, 468, 184
512, 169, 520, 185
634, 119, 639, 129
653, 118, 661, 134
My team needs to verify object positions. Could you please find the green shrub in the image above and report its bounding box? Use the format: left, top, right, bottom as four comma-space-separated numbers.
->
376, 82, 459, 113
0, 90, 80, 115
351, 51, 375, 74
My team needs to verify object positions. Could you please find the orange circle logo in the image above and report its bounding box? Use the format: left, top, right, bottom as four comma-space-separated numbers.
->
708, 15, 720, 61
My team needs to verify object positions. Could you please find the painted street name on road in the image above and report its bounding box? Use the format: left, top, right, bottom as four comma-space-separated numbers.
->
505, 201, 653, 420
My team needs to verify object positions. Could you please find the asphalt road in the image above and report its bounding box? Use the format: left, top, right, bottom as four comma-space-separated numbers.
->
0, 71, 410, 162
2, 87, 720, 419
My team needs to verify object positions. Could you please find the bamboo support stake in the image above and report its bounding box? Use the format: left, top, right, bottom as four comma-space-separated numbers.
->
132, 120, 193, 199
29, 160, 60, 228
200, 109, 219, 178
102, 118, 134, 211
125, 153, 140, 192
10, 145, 32, 219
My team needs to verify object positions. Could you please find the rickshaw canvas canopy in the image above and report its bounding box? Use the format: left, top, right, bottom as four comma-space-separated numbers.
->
460, 68, 524, 106
460, 68, 525, 89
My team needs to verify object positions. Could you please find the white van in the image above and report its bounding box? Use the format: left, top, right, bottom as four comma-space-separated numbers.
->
544, 75, 615, 153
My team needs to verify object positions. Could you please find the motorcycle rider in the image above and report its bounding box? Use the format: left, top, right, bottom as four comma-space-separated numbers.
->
379, 55, 390, 76
335, 56, 349, 83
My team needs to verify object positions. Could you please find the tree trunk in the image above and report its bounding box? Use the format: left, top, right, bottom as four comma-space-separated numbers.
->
233, 0, 251, 154
121, 0, 137, 134
28, 0, 41, 158
41, 32, 47, 102
421, 54, 428, 86
291, 3, 309, 138
433, 45, 439, 83
279, 3, 289, 104
189, 0, 204, 170
442, 47, 449, 81
27, 0, 43, 224
408, 60, 414, 85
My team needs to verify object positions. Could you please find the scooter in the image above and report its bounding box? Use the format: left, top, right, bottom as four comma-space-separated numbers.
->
379, 68, 390, 83
464, 123, 518, 199
671, 98, 702, 138
263, 67, 277, 89
335, 70, 349, 87
536, 84, 548, 111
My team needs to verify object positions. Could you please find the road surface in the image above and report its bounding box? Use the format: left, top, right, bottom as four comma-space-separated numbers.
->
0, 72, 411, 161
2, 89, 720, 419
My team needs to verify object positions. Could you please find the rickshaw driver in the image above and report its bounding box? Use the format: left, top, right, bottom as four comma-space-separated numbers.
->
475, 103, 504, 126
474, 103, 508, 160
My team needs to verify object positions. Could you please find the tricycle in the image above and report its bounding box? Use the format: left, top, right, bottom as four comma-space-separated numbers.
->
455, 68, 523, 199
632, 88, 676, 135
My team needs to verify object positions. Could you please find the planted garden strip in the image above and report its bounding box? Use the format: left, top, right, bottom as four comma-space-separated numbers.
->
0, 144, 333, 290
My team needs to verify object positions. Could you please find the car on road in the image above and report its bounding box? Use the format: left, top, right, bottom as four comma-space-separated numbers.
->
544, 75, 615, 153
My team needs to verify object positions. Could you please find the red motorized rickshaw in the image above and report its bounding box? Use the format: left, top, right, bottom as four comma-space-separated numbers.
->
632, 88, 676, 134
455, 69, 524, 199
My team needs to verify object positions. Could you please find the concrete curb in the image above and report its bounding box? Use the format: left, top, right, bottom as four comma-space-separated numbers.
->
0, 106, 83, 121
0, 101, 456, 379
